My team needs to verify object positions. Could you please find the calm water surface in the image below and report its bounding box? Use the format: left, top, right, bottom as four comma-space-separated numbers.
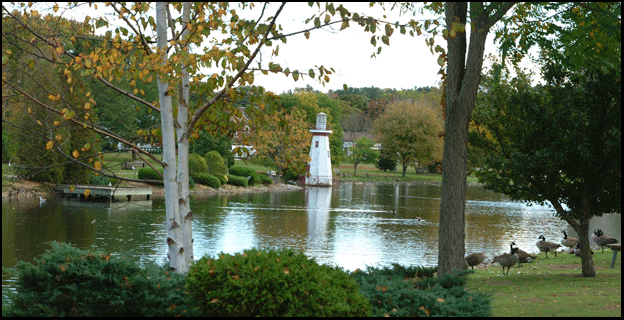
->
2, 182, 620, 297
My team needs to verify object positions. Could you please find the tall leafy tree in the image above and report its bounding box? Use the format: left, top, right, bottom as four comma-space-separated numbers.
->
472, 63, 620, 277
373, 100, 442, 177
348, 136, 379, 177
252, 108, 312, 180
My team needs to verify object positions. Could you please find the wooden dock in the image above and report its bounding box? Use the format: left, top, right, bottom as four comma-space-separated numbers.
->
55, 185, 152, 202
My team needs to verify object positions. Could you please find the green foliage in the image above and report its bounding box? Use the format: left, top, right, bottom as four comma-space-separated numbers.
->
188, 153, 208, 178
190, 131, 235, 168
137, 167, 163, 181
228, 166, 261, 185
204, 151, 228, 176
373, 99, 443, 177
375, 147, 397, 172
350, 265, 490, 317
226, 174, 248, 187
259, 174, 273, 185
472, 64, 621, 218
194, 172, 221, 189
349, 136, 379, 176
3, 242, 197, 317
88, 175, 111, 186
185, 248, 372, 317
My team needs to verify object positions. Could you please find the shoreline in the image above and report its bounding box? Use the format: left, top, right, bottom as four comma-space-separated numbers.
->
1, 179, 303, 200
1, 177, 484, 200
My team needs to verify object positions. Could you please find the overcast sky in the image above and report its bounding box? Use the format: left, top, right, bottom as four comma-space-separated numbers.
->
38, 2, 537, 94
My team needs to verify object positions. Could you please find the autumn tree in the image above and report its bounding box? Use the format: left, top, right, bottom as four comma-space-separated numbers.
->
252, 108, 312, 181
348, 136, 379, 177
373, 100, 443, 177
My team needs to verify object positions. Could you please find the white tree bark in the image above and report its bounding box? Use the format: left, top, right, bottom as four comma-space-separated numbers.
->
175, 2, 193, 272
156, 2, 187, 273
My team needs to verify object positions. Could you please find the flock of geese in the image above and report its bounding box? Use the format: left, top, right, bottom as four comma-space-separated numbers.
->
466, 229, 619, 275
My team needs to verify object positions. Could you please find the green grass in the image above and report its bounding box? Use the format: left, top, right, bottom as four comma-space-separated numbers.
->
335, 162, 468, 184
466, 250, 621, 317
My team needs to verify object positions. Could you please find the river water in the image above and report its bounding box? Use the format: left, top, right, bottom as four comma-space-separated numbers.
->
2, 182, 620, 298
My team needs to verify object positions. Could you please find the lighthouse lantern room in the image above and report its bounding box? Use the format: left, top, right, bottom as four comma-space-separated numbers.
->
306, 112, 332, 186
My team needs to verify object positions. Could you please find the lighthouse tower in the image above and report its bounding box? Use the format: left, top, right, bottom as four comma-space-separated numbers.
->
306, 112, 332, 186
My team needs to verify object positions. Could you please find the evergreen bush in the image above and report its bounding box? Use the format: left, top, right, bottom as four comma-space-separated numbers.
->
204, 151, 228, 176
89, 175, 111, 186
186, 248, 372, 317
3, 242, 198, 317
137, 168, 163, 181
194, 173, 221, 189
188, 153, 207, 178
228, 166, 260, 185
350, 265, 490, 317
226, 174, 248, 187
259, 174, 273, 185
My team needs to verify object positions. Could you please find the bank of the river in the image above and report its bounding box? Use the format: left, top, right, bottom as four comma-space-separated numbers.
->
1, 178, 302, 200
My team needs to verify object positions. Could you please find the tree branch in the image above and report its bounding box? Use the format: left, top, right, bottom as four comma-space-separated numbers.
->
185, 2, 287, 138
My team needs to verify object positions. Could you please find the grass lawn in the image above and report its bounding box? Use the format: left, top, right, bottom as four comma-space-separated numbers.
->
466, 250, 621, 317
335, 162, 465, 184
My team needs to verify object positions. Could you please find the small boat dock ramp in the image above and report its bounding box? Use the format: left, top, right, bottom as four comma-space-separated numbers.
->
54, 185, 152, 202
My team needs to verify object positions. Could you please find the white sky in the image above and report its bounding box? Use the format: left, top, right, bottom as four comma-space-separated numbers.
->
29, 2, 538, 94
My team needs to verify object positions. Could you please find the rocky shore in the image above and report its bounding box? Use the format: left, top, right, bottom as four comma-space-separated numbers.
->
2, 178, 302, 200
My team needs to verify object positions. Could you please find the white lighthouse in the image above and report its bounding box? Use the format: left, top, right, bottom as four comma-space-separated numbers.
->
306, 112, 332, 186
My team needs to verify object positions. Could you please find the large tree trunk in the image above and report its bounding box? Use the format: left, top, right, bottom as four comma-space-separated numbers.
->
437, 2, 493, 276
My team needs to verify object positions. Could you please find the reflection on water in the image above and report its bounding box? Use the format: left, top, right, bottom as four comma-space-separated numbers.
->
3, 182, 621, 297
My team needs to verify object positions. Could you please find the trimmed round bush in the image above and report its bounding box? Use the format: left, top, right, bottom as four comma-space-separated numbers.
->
259, 174, 272, 185
204, 151, 228, 176
189, 153, 207, 178
228, 166, 261, 185
186, 248, 372, 317
226, 174, 248, 187
194, 172, 221, 188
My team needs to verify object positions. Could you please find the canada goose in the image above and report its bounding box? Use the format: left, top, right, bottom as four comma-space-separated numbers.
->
465, 252, 486, 270
511, 242, 536, 267
591, 229, 619, 253
386, 209, 396, 214
492, 242, 519, 275
574, 241, 594, 257
536, 235, 561, 258
561, 230, 579, 249
412, 215, 423, 221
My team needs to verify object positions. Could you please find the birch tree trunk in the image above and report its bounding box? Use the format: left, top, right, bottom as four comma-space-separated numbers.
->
156, 2, 189, 273
175, 2, 194, 272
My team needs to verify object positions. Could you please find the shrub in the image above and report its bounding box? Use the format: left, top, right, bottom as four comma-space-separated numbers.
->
188, 153, 207, 178
89, 175, 111, 186
350, 265, 490, 317
259, 174, 272, 185
4, 242, 198, 317
194, 173, 221, 188
228, 166, 260, 185
226, 174, 248, 187
137, 168, 163, 181
213, 173, 227, 185
186, 248, 372, 317
204, 151, 228, 176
